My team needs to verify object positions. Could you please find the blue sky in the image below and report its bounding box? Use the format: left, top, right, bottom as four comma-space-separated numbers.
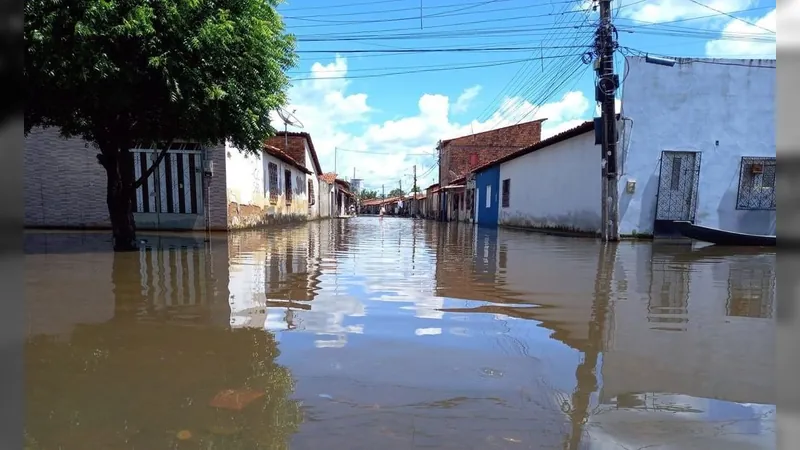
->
273, 0, 776, 192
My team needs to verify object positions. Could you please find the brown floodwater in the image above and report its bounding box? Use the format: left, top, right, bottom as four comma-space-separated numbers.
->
24, 218, 776, 449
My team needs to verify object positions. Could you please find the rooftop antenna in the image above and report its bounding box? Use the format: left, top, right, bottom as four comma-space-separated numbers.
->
276, 107, 304, 151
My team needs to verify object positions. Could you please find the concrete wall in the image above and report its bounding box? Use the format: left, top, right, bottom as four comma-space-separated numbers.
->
24, 127, 228, 231
602, 243, 775, 405
318, 180, 332, 218
225, 143, 309, 229
304, 140, 322, 219
498, 131, 601, 234
619, 56, 776, 236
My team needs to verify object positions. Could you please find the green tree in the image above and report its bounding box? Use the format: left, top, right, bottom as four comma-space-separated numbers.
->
359, 189, 378, 200
388, 188, 405, 198
410, 186, 422, 193
25, 0, 296, 251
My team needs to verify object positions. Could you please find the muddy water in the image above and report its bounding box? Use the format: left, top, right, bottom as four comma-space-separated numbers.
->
24, 218, 776, 449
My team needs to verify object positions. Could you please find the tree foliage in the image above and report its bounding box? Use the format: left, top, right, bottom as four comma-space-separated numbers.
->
24, 0, 297, 250
25, 0, 296, 152
359, 189, 378, 199
388, 188, 405, 198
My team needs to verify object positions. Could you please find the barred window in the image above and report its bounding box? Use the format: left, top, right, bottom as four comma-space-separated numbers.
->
308, 180, 315, 205
284, 169, 292, 204
268, 162, 279, 204
736, 157, 776, 210
501, 179, 510, 208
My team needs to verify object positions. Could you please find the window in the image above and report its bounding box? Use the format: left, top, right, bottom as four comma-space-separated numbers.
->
485, 185, 491, 208
501, 179, 510, 208
284, 169, 292, 204
308, 180, 315, 205
268, 162, 279, 204
736, 156, 776, 210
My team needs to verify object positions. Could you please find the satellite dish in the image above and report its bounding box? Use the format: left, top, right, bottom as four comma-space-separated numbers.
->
276, 107, 305, 129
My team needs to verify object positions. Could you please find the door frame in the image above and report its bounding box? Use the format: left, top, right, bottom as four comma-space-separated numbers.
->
653, 150, 702, 234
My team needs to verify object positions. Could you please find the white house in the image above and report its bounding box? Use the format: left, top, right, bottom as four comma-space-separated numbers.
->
471, 56, 776, 238
618, 56, 776, 237
265, 132, 326, 219
225, 143, 313, 228
472, 120, 607, 234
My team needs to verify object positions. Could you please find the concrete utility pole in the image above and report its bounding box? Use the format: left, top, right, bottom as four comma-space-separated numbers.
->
413, 165, 417, 216
596, 0, 620, 242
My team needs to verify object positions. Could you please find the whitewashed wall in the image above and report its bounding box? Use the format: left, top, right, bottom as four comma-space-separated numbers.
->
303, 140, 321, 219
498, 131, 601, 234
225, 143, 309, 229
619, 57, 776, 236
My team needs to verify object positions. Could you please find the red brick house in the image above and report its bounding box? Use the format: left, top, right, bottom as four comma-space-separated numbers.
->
436, 119, 545, 221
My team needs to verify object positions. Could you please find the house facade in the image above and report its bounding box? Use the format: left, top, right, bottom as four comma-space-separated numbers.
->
265, 132, 325, 219
618, 56, 776, 237
25, 127, 328, 231
466, 56, 776, 238
470, 121, 603, 234
437, 119, 545, 221
225, 144, 312, 229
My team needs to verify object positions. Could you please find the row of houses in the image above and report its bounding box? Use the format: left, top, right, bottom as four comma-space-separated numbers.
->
24, 129, 357, 231
425, 55, 776, 238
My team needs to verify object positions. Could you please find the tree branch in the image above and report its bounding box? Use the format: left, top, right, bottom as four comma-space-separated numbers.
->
133, 139, 175, 190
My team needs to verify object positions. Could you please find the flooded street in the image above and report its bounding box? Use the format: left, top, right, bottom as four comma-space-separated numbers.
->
24, 217, 776, 449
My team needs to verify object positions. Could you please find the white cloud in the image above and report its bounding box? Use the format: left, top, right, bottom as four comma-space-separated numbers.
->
705, 9, 776, 57
453, 85, 482, 113
617, 0, 756, 24
280, 55, 597, 188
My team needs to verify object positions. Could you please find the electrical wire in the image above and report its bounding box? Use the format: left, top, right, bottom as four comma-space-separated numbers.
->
285, 8, 593, 29
684, 0, 775, 34
288, 55, 589, 81
475, 0, 592, 125
295, 45, 591, 54
482, 3, 596, 128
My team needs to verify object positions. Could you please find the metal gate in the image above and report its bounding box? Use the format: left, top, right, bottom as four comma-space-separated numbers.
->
655, 151, 702, 222
131, 143, 204, 215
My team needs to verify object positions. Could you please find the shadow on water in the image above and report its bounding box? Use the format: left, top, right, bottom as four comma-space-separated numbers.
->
24, 219, 776, 449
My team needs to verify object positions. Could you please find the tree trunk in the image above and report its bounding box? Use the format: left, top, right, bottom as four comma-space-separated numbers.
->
100, 146, 138, 252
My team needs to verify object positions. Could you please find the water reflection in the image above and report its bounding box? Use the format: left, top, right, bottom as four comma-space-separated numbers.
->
24, 221, 776, 449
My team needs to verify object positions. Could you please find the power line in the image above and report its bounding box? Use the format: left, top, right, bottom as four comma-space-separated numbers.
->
476, 0, 590, 123
280, 0, 408, 12
292, 5, 774, 41
684, 0, 775, 34
289, 53, 583, 81
296, 45, 591, 54
288, 56, 532, 75
334, 147, 436, 156
285, 4, 589, 27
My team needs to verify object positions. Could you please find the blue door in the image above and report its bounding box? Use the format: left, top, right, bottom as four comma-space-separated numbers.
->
475, 166, 500, 226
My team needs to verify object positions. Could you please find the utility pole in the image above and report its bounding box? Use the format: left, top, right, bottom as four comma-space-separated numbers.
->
596, 0, 620, 242
334, 147, 337, 175
413, 165, 418, 216
399, 179, 402, 193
